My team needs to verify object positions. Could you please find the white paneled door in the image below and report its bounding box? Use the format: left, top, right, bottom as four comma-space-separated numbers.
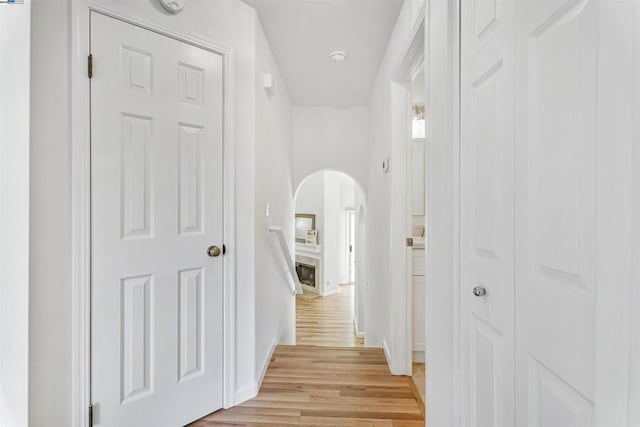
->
460, 0, 515, 425
90, 12, 224, 427
460, 0, 636, 425
514, 1, 634, 426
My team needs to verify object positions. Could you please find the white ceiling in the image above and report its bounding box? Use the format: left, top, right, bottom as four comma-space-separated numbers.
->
243, 0, 404, 107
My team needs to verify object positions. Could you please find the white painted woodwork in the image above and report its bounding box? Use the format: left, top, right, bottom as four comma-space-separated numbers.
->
460, 0, 515, 425
346, 210, 356, 284
412, 247, 425, 362
424, 0, 460, 425
460, 0, 638, 425
268, 226, 303, 295
631, 5, 640, 423
178, 268, 205, 382
514, 1, 596, 423
412, 248, 426, 277
410, 141, 425, 216
90, 12, 224, 427
0, 3, 30, 426
408, 60, 427, 367
412, 269, 425, 356
514, 0, 635, 425
388, 8, 427, 377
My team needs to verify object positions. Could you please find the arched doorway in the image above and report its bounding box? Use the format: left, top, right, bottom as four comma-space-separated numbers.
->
293, 170, 367, 347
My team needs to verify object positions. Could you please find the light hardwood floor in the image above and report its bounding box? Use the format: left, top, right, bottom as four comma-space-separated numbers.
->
189, 284, 424, 425
410, 363, 425, 411
189, 346, 424, 426
296, 284, 364, 347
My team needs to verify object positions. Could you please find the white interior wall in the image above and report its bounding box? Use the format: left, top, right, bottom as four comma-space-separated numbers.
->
231, 0, 260, 404
253, 17, 296, 389
291, 107, 368, 192
0, 3, 30, 426
29, 0, 288, 424
322, 172, 341, 294
30, 1, 72, 424
365, 0, 426, 359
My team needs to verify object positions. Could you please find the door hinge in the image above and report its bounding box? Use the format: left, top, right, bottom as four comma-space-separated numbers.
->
88, 404, 94, 426
406, 237, 414, 247
88, 54, 93, 79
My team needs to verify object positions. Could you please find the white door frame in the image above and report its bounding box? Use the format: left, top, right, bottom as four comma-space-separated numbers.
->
70, 3, 236, 426
423, 0, 461, 426
345, 209, 355, 285
0, 2, 30, 426
389, 7, 425, 377
354, 205, 367, 338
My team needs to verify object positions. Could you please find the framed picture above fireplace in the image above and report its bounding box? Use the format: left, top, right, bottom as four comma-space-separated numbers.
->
295, 213, 316, 243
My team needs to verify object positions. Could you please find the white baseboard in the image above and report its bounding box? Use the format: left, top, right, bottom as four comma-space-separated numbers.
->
381, 339, 391, 367
320, 287, 340, 297
412, 350, 425, 363
257, 340, 277, 390
234, 383, 257, 405
235, 340, 278, 406
353, 318, 365, 337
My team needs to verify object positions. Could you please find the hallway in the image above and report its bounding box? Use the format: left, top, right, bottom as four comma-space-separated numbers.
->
190, 285, 424, 425
190, 346, 424, 426
296, 284, 364, 347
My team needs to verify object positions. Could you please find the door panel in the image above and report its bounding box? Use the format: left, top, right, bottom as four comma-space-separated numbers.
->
514, 0, 637, 425
91, 12, 224, 427
526, 357, 593, 427
514, 1, 597, 424
471, 316, 504, 427
461, 0, 636, 425
461, 0, 515, 425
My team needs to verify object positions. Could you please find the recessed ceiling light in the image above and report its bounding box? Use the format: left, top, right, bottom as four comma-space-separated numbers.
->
329, 51, 347, 63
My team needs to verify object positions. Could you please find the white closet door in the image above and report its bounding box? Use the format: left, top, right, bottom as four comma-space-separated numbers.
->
514, 1, 635, 425
460, 0, 515, 425
90, 12, 224, 427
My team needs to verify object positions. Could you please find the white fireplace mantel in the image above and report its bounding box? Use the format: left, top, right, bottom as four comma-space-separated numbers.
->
295, 242, 323, 256
295, 243, 323, 294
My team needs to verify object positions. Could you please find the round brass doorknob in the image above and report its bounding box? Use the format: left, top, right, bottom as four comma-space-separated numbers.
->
207, 245, 222, 258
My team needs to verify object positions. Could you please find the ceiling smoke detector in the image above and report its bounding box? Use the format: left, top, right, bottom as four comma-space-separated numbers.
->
329, 51, 347, 63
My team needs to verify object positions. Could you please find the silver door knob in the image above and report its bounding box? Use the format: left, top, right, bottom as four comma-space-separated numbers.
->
473, 286, 487, 297
207, 245, 222, 258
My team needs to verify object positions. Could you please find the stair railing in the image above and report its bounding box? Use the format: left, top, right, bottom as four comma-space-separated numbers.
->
268, 225, 302, 295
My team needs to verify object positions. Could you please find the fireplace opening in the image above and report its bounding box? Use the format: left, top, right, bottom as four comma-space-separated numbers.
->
296, 262, 316, 288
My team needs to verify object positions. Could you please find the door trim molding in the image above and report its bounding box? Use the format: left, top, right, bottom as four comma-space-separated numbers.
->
70, 2, 236, 426
389, 4, 426, 377
423, 0, 461, 426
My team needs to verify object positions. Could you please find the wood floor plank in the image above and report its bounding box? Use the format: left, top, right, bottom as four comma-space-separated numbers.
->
189, 285, 424, 426
296, 285, 364, 347
189, 346, 424, 426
